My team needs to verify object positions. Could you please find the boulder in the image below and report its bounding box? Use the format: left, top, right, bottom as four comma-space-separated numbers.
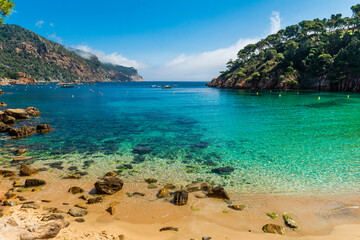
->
94, 176, 123, 195
68, 186, 84, 194
3, 115, 16, 124
211, 167, 235, 175
8, 125, 36, 138
68, 207, 87, 217
5, 109, 30, 119
283, 214, 298, 229
25, 179, 46, 187
173, 190, 188, 206
0, 102, 7, 107
25, 107, 41, 116
0, 122, 10, 132
36, 124, 52, 133
208, 186, 230, 199
262, 224, 285, 235
132, 147, 152, 154
20, 165, 39, 176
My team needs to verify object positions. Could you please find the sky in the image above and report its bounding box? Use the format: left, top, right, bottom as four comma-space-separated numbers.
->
6, 0, 360, 81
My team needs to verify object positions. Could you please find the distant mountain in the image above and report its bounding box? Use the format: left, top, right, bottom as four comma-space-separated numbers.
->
207, 4, 360, 92
0, 24, 143, 82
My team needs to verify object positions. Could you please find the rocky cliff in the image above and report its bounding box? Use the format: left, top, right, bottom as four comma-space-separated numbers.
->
0, 24, 143, 82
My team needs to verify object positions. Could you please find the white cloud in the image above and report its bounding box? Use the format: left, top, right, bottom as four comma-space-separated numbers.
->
49, 23, 54, 27
75, 45, 146, 69
35, 20, 44, 28
48, 33, 63, 44
270, 11, 281, 34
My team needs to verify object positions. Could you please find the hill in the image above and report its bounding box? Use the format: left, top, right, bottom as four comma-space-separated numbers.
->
0, 24, 143, 82
207, 4, 360, 92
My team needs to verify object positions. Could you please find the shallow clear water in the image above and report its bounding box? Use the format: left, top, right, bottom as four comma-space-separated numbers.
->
1, 82, 359, 195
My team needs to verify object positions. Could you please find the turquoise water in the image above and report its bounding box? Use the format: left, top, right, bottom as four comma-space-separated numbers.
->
0, 82, 359, 195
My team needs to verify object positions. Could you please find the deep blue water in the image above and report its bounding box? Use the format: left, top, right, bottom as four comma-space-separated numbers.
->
0, 82, 359, 195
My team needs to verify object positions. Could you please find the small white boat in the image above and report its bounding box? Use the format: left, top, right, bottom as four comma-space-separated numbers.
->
150, 85, 157, 88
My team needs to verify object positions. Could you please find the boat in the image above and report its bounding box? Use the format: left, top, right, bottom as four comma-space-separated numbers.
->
162, 85, 173, 89
150, 85, 157, 88
60, 83, 75, 88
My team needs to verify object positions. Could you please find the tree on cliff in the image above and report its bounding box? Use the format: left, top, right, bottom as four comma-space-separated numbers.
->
0, 0, 14, 24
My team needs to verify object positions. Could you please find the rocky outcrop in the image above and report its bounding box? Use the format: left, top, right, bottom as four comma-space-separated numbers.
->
5, 109, 30, 119
208, 186, 230, 199
8, 125, 36, 138
94, 176, 124, 195
36, 124, 52, 133
20, 165, 40, 176
25, 107, 41, 116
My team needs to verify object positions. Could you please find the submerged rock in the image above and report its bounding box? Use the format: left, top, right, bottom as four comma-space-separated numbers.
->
36, 124, 52, 133
173, 190, 188, 206
0, 102, 7, 107
25, 179, 46, 187
208, 186, 230, 199
211, 167, 235, 175
132, 147, 152, 154
186, 182, 212, 192
0, 122, 10, 132
15, 149, 27, 155
262, 224, 285, 235
145, 178, 157, 184
95, 176, 124, 195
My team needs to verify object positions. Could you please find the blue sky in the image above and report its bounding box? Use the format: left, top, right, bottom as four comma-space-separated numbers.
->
6, 0, 359, 81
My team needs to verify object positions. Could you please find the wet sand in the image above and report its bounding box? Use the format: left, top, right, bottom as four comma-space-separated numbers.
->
1, 169, 360, 240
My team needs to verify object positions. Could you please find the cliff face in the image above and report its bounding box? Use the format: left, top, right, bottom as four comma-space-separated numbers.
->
0, 24, 143, 82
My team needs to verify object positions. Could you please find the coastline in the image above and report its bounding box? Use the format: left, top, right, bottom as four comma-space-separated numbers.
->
1, 169, 360, 239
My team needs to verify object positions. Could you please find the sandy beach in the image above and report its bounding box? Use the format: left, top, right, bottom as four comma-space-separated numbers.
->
1, 168, 360, 240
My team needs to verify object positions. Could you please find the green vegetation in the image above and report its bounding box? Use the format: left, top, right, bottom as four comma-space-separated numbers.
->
212, 4, 360, 91
0, 0, 14, 24
266, 212, 278, 219
0, 24, 142, 82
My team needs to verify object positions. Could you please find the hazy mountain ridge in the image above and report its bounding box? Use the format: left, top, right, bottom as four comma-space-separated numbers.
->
0, 24, 143, 82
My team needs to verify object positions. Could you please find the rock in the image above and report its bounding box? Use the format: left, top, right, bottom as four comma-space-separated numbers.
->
74, 204, 87, 209
65, 174, 81, 179
211, 167, 235, 175
159, 226, 179, 232
5, 109, 30, 119
186, 182, 212, 192
95, 176, 124, 195
3, 115, 15, 124
0, 122, 10, 132
164, 184, 176, 189
147, 184, 157, 189
267, 212, 278, 219
145, 178, 157, 184
194, 192, 207, 198
21, 203, 40, 209
25, 179, 46, 187
106, 202, 120, 215
36, 124, 52, 133
68, 186, 84, 194
5, 191, 17, 199
202, 237, 212, 240
25, 107, 41, 116
15, 148, 27, 155
78, 195, 88, 201
194, 141, 209, 149
41, 214, 64, 221
68, 207, 87, 217
157, 188, 169, 198
132, 147, 152, 154
87, 196, 103, 204
3, 200, 16, 206
13, 156, 32, 162
283, 214, 298, 229
105, 171, 117, 177
173, 190, 188, 206
132, 192, 145, 196
228, 205, 245, 210
0, 169, 15, 177
208, 186, 230, 200
8, 125, 36, 138
34, 220, 70, 239
0, 102, 7, 107
262, 224, 285, 235
75, 218, 85, 223
16, 196, 27, 201
20, 164, 40, 176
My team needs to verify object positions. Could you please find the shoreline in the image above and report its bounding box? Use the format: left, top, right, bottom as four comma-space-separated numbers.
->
1, 169, 360, 239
